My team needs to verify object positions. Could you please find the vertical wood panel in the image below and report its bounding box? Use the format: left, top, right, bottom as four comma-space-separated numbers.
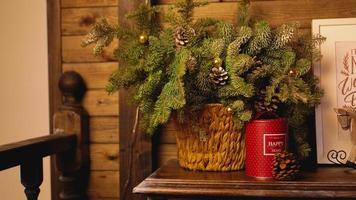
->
88, 171, 120, 198
157, 144, 177, 167
47, 1, 63, 200
83, 90, 119, 116
61, 0, 118, 8
63, 62, 117, 89
158, 1, 356, 28
62, 36, 117, 63
61, 7, 118, 36
249, 0, 356, 28
90, 117, 119, 144
90, 144, 119, 170
56, 0, 120, 199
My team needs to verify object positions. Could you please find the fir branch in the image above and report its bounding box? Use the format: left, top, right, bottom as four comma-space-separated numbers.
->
230, 100, 245, 111
276, 83, 289, 102
309, 34, 326, 61
245, 21, 272, 55
294, 58, 311, 77
270, 22, 300, 50
235, 54, 258, 75
227, 26, 253, 56
240, 110, 253, 122
210, 38, 226, 58
221, 53, 255, 98
144, 30, 175, 72
106, 66, 146, 94
81, 18, 118, 55
148, 49, 189, 135
195, 69, 214, 96
174, 0, 209, 25
134, 70, 163, 103
246, 64, 271, 82
290, 78, 312, 104
304, 74, 323, 106
292, 33, 326, 61
192, 17, 220, 32
115, 40, 145, 65
127, 3, 160, 33
216, 21, 235, 44
191, 18, 220, 44
196, 38, 216, 59
286, 104, 313, 159
219, 74, 254, 98
237, 0, 250, 27
265, 75, 285, 101
281, 50, 296, 69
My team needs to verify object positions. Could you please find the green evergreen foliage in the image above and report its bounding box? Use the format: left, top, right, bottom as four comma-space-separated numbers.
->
81, 18, 118, 56
83, 0, 325, 158
246, 21, 271, 55
270, 22, 300, 50
237, 0, 250, 27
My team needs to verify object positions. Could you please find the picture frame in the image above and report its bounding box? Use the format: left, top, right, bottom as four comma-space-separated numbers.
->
313, 18, 356, 164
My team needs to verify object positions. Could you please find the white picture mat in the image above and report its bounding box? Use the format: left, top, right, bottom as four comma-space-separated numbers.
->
313, 18, 356, 164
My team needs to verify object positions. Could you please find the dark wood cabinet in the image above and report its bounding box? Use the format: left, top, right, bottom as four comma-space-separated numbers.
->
133, 160, 356, 200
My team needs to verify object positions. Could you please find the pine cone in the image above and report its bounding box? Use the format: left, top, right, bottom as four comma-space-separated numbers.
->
209, 66, 229, 86
273, 151, 301, 181
175, 26, 195, 47
254, 90, 279, 112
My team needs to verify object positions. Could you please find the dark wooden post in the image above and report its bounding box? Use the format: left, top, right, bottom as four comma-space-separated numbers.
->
47, 0, 63, 199
20, 158, 43, 200
53, 71, 89, 200
118, 1, 152, 200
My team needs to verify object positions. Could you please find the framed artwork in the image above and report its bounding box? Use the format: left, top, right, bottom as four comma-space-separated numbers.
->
313, 18, 356, 164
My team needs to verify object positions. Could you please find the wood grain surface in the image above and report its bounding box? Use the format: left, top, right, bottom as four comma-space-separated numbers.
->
62, 36, 118, 63
53, 0, 121, 199
61, 0, 118, 8
90, 144, 119, 170
47, 0, 63, 199
90, 117, 119, 144
88, 171, 120, 198
63, 62, 117, 89
134, 160, 356, 199
83, 90, 119, 116
158, 0, 356, 28
62, 7, 118, 36
0, 134, 76, 170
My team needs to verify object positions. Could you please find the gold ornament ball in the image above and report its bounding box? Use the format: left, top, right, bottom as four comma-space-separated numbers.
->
213, 57, 222, 66
139, 33, 149, 44
289, 69, 296, 76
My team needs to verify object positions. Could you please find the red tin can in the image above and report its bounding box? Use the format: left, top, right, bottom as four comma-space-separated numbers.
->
245, 115, 288, 178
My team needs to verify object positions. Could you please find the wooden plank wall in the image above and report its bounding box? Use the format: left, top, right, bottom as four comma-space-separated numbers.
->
155, 0, 356, 167
56, 0, 356, 199
60, 0, 119, 200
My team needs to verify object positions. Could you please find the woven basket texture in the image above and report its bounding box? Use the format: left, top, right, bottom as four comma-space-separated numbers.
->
175, 104, 245, 171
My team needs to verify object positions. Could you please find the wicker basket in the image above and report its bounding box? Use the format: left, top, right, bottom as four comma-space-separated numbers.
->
174, 104, 245, 171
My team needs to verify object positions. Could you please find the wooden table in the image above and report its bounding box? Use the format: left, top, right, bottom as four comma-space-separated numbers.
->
133, 160, 356, 200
